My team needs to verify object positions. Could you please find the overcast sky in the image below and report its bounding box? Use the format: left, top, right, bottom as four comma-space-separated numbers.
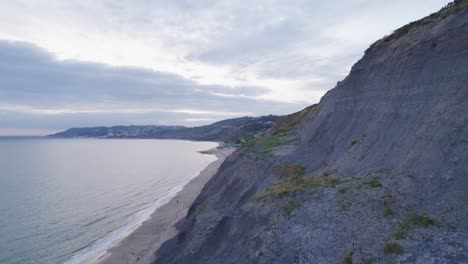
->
0, 0, 448, 135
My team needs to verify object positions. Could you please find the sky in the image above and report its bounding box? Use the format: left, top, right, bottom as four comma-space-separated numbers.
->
0, 0, 449, 135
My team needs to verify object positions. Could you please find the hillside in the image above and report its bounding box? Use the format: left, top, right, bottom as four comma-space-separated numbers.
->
154, 2, 468, 263
49, 115, 278, 143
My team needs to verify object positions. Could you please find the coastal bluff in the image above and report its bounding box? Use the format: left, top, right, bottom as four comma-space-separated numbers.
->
154, 2, 468, 264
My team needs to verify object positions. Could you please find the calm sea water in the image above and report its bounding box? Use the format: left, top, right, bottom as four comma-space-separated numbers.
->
0, 138, 217, 264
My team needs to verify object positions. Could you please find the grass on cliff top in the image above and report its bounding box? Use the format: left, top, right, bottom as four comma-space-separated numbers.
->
367, 0, 468, 52
254, 174, 340, 200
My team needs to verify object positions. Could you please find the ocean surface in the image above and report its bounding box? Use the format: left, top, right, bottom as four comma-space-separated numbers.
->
0, 138, 218, 264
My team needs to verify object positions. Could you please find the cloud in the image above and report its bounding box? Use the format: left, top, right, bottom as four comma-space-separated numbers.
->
0, 40, 301, 131
0, 0, 450, 133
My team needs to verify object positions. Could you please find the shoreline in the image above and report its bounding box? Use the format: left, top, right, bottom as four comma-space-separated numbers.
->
91, 144, 235, 264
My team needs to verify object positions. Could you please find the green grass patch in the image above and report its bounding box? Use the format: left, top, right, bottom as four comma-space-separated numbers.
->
358, 176, 382, 189
393, 230, 406, 240
284, 202, 302, 218
254, 175, 340, 200
242, 133, 287, 156
384, 206, 394, 217
393, 213, 440, 239
408, 214, 441, 227
343, 250, 353, 264
365, 177, 382, 188
383, 242, 404, 254
338, 187, 348, 194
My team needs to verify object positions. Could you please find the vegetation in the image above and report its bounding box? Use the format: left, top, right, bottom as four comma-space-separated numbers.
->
195, 201, 209, 216
242, 133, 287, 156
366, 0, 468, 53
366, 177, 382, 188
384, 206, 394, 217
360, 256, 373, 264
343, 250, 353, 264
284, 202, 302, 218
382, 194, 394, 217
338, 187, 348, 194
393, 214, 440, 239
271, 105, 317, 135
408, 214, 441, 227
199, 226, 215, 236
358, 176, 382, 189
274, 163, 306, 178
383, 242, 404, 254
254, 174, 340, 200
393, 230, 406, 240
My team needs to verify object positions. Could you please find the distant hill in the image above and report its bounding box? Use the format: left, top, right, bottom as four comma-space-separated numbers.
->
49, 115, 279, 143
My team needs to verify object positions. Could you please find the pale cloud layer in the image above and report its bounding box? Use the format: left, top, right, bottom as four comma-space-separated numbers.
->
0, 0, 449, 134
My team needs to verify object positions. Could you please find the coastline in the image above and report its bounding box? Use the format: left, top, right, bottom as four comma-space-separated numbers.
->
92, 144, 235, 264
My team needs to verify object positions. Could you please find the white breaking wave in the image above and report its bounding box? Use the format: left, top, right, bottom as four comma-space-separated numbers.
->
64, 156, 216, 264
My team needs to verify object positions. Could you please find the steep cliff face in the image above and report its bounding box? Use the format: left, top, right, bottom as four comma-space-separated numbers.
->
155, 3, 468, 264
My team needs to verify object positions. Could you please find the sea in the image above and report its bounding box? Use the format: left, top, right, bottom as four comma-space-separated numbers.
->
0, 138, 218, 264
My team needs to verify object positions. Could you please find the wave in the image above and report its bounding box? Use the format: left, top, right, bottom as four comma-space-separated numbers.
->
63, 156, 216, 264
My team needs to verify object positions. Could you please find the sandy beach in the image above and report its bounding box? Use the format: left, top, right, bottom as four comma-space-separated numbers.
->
93, 145, 234, 264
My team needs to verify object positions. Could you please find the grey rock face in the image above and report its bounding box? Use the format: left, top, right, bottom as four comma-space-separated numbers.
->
155, 5, 468, 264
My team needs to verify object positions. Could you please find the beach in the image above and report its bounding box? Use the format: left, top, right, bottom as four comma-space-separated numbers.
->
93, 145, 235, 264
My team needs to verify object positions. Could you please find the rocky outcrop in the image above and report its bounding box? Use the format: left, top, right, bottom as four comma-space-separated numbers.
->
154, 2, 468, 264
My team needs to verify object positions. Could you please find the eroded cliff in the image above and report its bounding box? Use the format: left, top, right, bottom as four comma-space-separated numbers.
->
155, 3, 468, 263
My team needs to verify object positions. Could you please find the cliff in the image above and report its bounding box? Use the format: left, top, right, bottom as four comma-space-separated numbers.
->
154, 2, 468, 263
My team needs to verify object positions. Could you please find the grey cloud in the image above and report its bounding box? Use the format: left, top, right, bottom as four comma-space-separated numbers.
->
0, 40, 304, 130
